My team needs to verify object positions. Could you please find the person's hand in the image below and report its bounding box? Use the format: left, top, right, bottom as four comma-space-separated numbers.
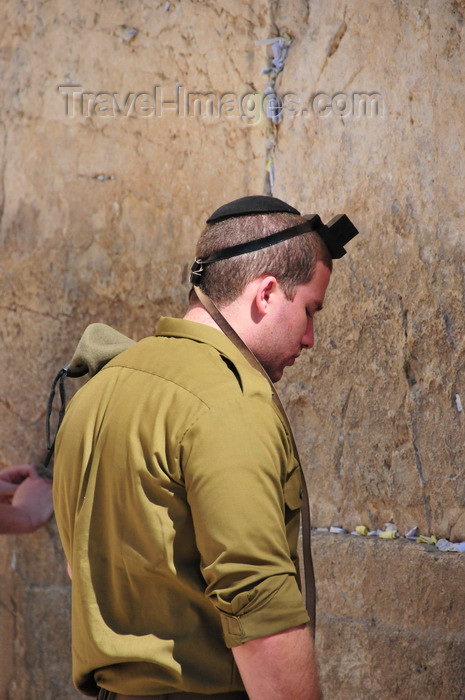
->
0, 465, 54, 534
11, 474, 54, 532
0, 464, 36, 503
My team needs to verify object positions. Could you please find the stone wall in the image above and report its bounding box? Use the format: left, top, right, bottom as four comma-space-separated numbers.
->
0, 1, 463, 698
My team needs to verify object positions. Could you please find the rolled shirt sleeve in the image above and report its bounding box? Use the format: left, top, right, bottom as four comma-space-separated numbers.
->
181, 396, 310, 647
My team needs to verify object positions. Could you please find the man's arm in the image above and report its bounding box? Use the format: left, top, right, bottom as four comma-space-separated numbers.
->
232, 624, 320, 700
0, 465, 53, 534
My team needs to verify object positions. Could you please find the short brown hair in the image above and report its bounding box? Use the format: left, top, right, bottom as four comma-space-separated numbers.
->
194, 212, 332, 305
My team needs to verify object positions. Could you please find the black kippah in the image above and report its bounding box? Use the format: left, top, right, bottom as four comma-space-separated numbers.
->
206, 195, 300, 223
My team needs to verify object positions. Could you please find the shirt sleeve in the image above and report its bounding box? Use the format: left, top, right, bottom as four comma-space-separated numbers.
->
180, 395, 310, 647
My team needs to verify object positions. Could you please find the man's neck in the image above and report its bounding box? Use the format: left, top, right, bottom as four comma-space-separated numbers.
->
184, 291, 253, 347
183, 303, 223, 332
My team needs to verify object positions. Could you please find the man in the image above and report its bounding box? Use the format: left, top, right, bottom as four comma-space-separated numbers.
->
53, 195, 358, 700
0, 464, 53, 534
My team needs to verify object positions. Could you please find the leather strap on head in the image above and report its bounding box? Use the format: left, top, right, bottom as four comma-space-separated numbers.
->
190, 213, 358, 285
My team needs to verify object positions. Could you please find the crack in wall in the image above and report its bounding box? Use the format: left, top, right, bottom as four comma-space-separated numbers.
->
0, 304, 72, 321
333, 386, 352, 478
327, 19, 348, 58
316, 9, 348, 84
258, 6, 294, 194
0, 121, 7, 231
397, 294, 432, 531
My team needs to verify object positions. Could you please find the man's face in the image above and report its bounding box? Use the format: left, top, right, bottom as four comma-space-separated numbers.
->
255, 261, 331, 382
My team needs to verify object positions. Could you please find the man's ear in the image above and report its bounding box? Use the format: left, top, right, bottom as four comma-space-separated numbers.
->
253, 276, 279, 318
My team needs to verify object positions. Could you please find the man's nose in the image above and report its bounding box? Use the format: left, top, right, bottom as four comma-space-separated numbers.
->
301, 318, 314, 349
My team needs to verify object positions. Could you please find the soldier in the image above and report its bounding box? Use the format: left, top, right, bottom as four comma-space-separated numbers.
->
53, 195, 357, 700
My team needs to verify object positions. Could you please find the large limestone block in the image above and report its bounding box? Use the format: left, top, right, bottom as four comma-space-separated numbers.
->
312, 532, 465, 700
274, 0, 465, 540
0, 522, 78, 699
0, 0, 270, 465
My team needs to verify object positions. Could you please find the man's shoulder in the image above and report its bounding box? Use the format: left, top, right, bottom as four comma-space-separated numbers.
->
103, 329, 272, 411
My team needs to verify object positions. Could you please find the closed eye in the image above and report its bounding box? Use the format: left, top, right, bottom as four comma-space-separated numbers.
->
307, 303, 323, 318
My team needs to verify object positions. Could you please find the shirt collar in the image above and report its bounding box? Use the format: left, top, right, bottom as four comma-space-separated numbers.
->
155, 316, 268, 386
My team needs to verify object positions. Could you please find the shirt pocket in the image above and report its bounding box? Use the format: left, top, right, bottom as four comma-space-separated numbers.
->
283, 465, 303, 512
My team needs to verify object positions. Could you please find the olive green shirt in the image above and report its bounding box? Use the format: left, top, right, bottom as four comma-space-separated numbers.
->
53, 317, 310, 697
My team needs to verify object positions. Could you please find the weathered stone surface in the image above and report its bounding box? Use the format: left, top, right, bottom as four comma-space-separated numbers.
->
0, 522, 78, 699
0, 1, 464, 699
276, 0, 465, 541
0, 0, 266, 467
312, 532, 465, 700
